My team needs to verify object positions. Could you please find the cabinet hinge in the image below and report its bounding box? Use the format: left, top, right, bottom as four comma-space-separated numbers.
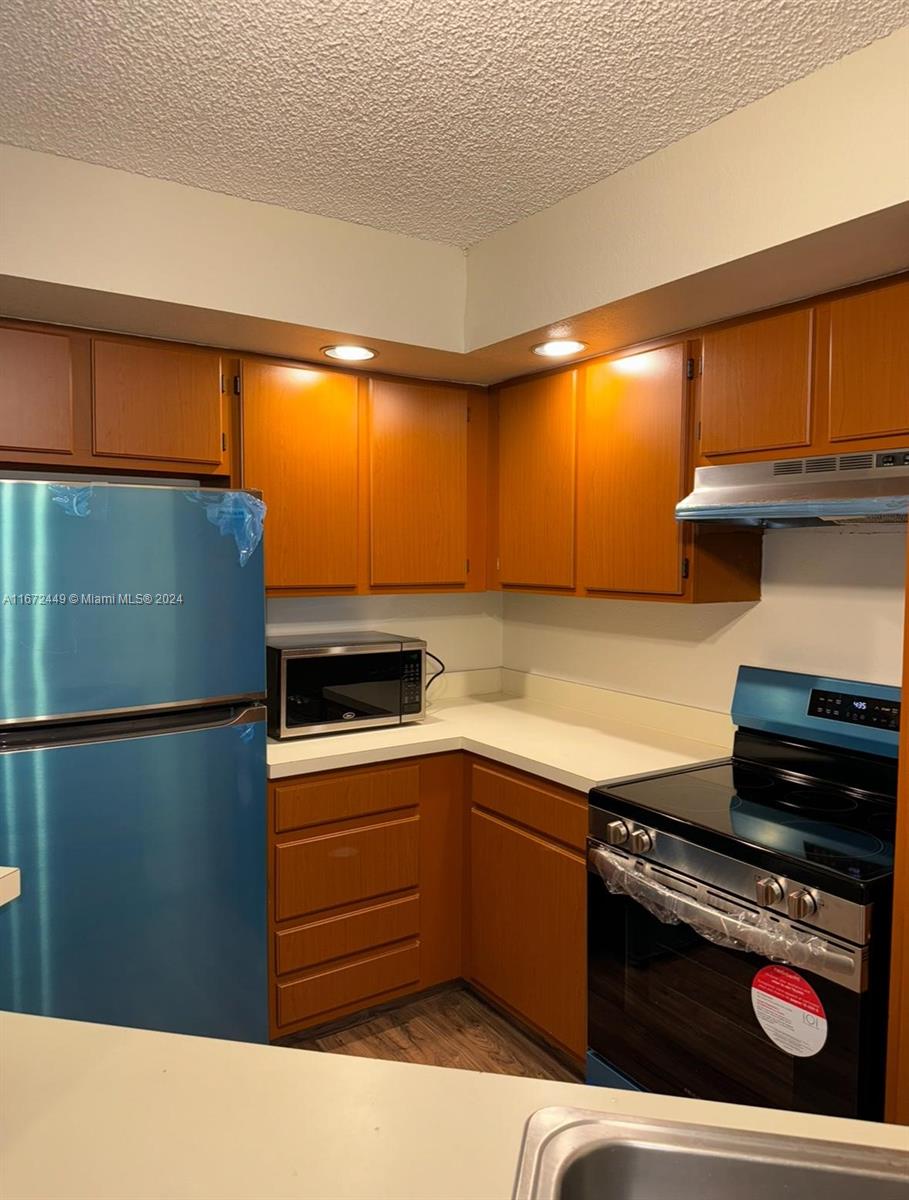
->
681, 557, 690, 580
467, 406, 471, 423
696, 419, 702, 443
233, 375, 241, 396
686, 357, 695, 381
221, 432, 227, 452
220, 372, 225, 394
466, 558, 471, 574
496, 557, 501, 572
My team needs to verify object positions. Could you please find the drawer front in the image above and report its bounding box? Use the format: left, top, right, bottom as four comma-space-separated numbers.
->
275, 815, 420, 922
276, 895, 421, 976
470, 762, 587, 851
274, 764, 420, 833
276, 942, 420, 1028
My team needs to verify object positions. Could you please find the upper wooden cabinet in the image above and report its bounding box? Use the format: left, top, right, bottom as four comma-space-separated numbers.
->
699, 308, 814, 457
241, 360, 359, 591
579, 344, 689, 596
825, 281, 909, 443
368, 379, 471, 588
92, 339, 224, 464
0, 327, 75, 455
496, 371, 577, 590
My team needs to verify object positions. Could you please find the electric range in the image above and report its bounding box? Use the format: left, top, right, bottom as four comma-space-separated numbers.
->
586, 666, 900, 1120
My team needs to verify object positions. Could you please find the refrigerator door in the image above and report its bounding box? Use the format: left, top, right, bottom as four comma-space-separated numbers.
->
0, 708, 267, 1042
0, 482, 265, 723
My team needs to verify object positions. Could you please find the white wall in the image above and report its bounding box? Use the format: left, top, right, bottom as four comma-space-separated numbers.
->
0, 145, 467, 353
466, 28, 909, 348
501, 528, 907, 713
266, 592, 504, 673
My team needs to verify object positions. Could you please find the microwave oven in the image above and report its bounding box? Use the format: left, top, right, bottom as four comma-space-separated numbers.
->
266, 631, 427, 739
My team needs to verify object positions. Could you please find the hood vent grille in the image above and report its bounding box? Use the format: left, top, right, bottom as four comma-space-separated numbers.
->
773, 460, 803, 476
839, 453, 875, 470
805, 456, 836, 473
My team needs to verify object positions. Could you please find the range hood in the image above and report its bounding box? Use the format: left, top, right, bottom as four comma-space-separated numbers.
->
676, 449, 909, 527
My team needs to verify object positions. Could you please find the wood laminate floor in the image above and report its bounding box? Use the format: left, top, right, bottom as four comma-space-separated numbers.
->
282, 987, 582, 1083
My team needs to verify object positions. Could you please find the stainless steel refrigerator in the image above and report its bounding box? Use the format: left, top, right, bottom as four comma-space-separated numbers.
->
0, 481, 268, 1042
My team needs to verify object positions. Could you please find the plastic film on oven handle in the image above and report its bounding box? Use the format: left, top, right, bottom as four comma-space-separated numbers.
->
589, 845, 855, 979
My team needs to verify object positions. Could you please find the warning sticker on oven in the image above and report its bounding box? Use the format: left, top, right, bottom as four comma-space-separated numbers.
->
751, 965, 827, 1057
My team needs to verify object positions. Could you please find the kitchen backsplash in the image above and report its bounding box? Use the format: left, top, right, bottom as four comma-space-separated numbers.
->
268, 527, 905, 716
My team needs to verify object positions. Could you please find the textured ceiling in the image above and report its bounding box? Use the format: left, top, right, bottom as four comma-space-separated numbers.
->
0, 2, 906, 247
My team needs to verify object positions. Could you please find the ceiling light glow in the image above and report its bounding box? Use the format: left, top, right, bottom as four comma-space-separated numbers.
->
322, 344, 377, 362
531, 339, 587, 359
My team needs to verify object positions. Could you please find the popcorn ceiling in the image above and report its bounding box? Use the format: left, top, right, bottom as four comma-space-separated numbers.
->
0, 0, 905, 247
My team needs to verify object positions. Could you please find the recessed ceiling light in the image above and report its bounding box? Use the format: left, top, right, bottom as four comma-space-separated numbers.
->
322, 344, 377, 362
531, 339, 587, 359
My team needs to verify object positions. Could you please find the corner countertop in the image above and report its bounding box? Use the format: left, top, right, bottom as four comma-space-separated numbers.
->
2, 1012, 906, 1200
267, 688, 731, 792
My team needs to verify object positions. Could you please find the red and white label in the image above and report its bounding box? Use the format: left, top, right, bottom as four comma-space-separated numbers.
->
751, 966, 828, 1058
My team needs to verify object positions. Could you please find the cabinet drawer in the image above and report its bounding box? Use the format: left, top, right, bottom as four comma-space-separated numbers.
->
274, 764, 419, 833
275, 815, 420, 922
470, 762, 587, 851
276, 942, 420, 1028
276, 895, 421, 976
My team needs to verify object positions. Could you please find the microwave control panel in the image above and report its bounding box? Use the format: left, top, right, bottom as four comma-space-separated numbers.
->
402, 650, 424, 714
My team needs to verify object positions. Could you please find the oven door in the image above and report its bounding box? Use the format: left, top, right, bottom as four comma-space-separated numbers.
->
587, 843, 886, 1120
280, 647, 406, 736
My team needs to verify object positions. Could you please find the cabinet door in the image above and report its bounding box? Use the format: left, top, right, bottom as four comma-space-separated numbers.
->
369, 379, 469, 587
92, 339, 223, 463
580, 343, 687, 596
241, 361, 359, 590
497, 372, 576, 589
700, 308, 813, 456
827, 282, 909, 443
0, 327, 74, 454
469, 808, 585, 1059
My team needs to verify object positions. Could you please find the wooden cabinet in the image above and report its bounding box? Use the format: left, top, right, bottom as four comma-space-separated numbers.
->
825, 281, 909, 443
467, 761, 587, 1061
241, 360, 359, 591
579, 343, 688, 596
368, 379, 472, 588
0, 327, 75, 455
699, 308, 814, 457
92, 339, 224, 464
496, 371, 577, 589
268, 755, 464, 1038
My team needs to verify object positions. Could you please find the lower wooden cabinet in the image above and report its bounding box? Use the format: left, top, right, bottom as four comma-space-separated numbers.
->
268, 753, 589, 1062
466, 762, 587, 1062
268, 755, 464, 1038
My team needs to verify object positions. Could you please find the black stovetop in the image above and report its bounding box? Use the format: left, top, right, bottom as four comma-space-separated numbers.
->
590, 730, 898, 894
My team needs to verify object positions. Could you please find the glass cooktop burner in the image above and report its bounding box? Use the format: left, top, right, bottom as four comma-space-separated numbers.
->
600, 760, 896, 883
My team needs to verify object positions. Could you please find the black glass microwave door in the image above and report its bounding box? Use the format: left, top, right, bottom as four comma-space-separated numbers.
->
587, 878, 866, 1118
283, 652, 403, 729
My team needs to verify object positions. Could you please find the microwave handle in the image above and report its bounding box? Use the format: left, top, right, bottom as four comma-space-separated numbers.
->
589, 845, 859, 987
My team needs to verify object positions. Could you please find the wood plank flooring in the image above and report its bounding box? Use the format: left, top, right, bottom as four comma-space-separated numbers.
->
281, 986, 582, 1082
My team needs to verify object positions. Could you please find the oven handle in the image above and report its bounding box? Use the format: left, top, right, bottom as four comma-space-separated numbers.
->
589, 845, 861, 989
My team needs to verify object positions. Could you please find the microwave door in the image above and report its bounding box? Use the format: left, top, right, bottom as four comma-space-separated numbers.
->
283, 651, 404, 733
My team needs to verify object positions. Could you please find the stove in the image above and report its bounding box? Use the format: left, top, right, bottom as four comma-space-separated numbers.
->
586, 666, 900, 1121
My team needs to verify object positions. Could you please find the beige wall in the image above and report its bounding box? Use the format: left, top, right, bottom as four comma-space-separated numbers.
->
0, 144, 468, 352
501, 528, 907, 713
465, 28, 909, 348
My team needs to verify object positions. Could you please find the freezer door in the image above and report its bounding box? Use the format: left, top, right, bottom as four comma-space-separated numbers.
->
0, 482, 265, 722
0, 710, 267, 1042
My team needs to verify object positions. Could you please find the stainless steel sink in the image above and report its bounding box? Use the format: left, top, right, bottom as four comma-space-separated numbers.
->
513, 1107, 909, 1199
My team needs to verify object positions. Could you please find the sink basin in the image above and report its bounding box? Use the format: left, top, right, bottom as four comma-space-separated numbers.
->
513, 1107, 909, 1200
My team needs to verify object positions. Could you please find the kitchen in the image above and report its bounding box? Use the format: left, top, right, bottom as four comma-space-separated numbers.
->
1, 4, 909, 1198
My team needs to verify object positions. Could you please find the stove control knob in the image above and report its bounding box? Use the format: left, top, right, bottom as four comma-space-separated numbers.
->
604, 819, 630, 846
629, 828, 654, 855
787, 889, 818, 920
755, 877, 784, 907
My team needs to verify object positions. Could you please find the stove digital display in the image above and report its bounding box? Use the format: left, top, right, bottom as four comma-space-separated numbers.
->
808, 689, 900, 731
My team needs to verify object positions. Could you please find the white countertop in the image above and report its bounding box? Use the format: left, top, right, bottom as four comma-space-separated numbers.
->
3, 1012, 907, 1200
0, 865, 21, 907
267, 689, 731, 791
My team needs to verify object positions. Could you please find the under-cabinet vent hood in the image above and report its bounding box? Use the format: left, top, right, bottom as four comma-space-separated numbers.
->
676, 450, 909, 527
